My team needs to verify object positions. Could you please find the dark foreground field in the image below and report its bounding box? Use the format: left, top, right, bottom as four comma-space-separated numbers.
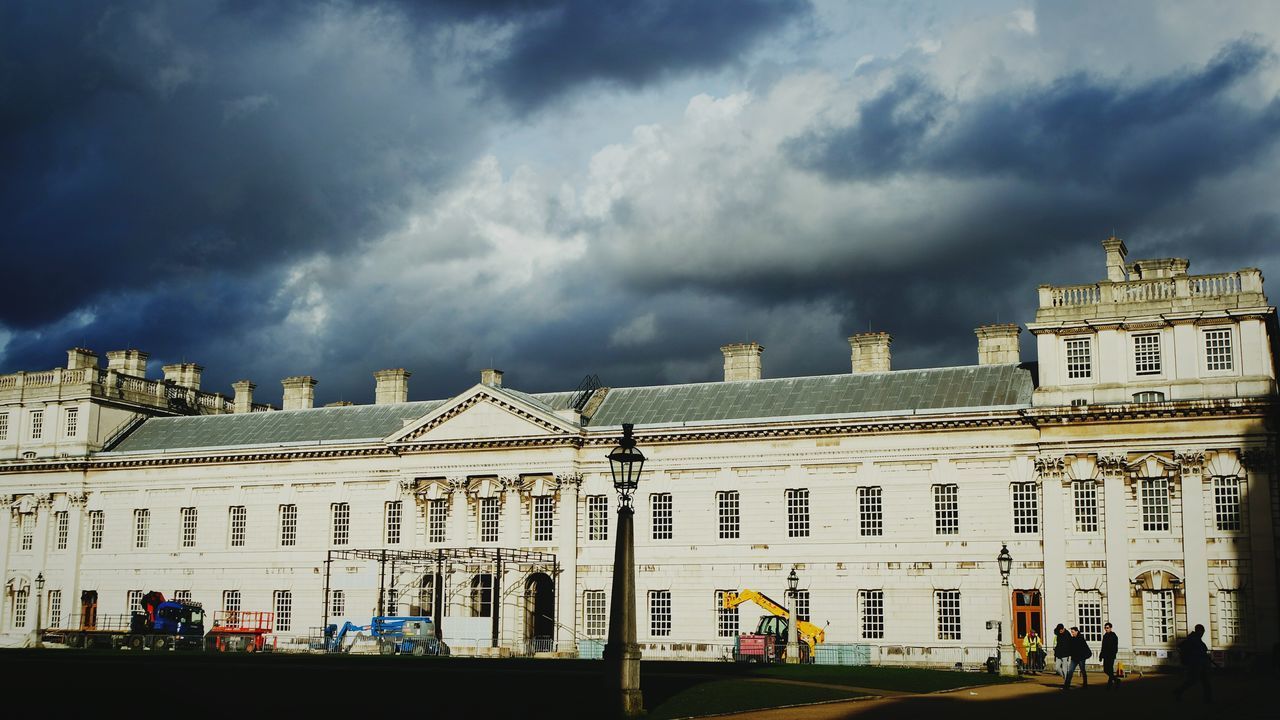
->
0, 649, 1011, 719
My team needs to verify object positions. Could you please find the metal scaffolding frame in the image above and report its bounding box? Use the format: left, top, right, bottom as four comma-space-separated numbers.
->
322, 548, 560, 649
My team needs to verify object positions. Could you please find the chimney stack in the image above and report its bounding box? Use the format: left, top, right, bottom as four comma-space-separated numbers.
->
480, 369, 503, 388
721, 342, 763, 382
66, 347, 98, 370
106, 349, 149, 377
1103, 236, 1128, 282
163, 362, 203, 390
374, 369, 411, 404
282, 376, 317, 410
232, 380, 256, 413
849, 332, 892, 373
975, 324, 1022, 365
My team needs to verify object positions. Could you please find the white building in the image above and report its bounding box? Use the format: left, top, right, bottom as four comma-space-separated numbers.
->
1, 238, 1276, 667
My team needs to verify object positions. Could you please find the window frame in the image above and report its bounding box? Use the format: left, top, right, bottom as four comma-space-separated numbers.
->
859, 589, 885, 640
1072, 480, 1099, 534
933, 484, 959, 535
1212, 476, 1242, 532
649, 590, 672, 637
274, 590, 292, 632
133, 508, 150, 549
1132, 333, 1162, 376
88, 510, 104, 550
478, 497, 499, 543
716, 490, 740, 540
279, 504, 298, 547
714, 589, 739, 638
586, 495, 608, 542
532, 495, 554, 544
428, 498, 448, 544
331, 502, 351, 546
1202, 327, 1235, 374
1064, 336, 1093, 381
584, 590, 607, 638
385, 500, 403, 545
1139, 478, 1171, 533
935, 589, 962, 640
786, 488, 811, 538
1011, 482, 1039, 535
228, 506, 247, 548
1076, 590, 1103, 642
651, 493, 673, 540
64, 406, 79, 437
180, 507, 198, 548
1142, 590, 1175, 644
858, 486, 883, 537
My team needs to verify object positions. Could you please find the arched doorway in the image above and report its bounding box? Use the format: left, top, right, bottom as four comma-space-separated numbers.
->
524, 573, 555, 652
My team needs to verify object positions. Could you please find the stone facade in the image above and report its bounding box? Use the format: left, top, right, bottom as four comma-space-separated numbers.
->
0, 239, 1276, 668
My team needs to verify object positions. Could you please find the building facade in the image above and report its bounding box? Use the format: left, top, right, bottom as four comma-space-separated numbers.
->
1, 238, 1276, 667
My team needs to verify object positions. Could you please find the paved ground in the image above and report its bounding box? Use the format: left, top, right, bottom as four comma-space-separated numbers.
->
718, 669, 1270, 720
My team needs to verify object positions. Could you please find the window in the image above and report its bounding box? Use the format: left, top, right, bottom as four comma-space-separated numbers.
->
1143, 590, 1174, 644
716, 491, 739, 540
479, 497, 499, 543
386, 588, 398, 617
181, 507, 198, 548
1076, 591, 1103, 642
89, 510, 104, 550
228, 506, 247, 547
418, 574, 438, 616
0, 412, 8, 440
274, 591, 292, 632
470, 574, 493, 617
1140, 479, 1171, 532
859, 590, 885, 639
532, 495, 554, 543
173, 590, 192, 603
1133, 333, 1161, 375
793, 589, 810, 623
1204, 328, 1233, 371
329, 589, 346, 617
1073, 481, 1099, 533
649, 590, 672, 637
587, 495, 608, 541
1066, 337, 1093, 379
279, 504, 298, 547
786, 489, 810, 538
933, 484, 959, 535
126, 589, 144, 614
223, 590, 242, 614
134, 509, 150, 549
1133, 391, 1165, 403
858, 487, 883, 537
19, 514, 33, 551
55, 511, 69, 550
385, 501, 402, 545
651, 493, 673, 540
1217, 591, 1240, 645
48, 589, 62, 629
30, 409, 44, 439
428, 499, 448, 543
64, 407, 79, 437
1213, 477, 1242, 531
13, 588, 27, 628
331, 502, 350, 546
935, 590, 962, 640
715, 590, 738, 638
584, 590, 607, 638
1012, 482, 1039, 535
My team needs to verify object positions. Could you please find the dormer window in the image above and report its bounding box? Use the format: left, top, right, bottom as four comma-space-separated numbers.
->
1133, 334, 1161, 375
1065, 337, 1092, 379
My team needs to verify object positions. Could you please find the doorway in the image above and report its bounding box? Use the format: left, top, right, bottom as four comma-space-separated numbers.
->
524, 573, 555, 652
80, 590, 98, 630
1012, 589, 1042, 665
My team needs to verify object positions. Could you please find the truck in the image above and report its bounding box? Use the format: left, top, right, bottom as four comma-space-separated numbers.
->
41, 590, 205, 651
721, 589, 826, 663
205, 610, 276, 653
326, 616, 446, 656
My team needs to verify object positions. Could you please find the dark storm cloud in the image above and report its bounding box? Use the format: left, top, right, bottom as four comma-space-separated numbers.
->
789, 40, 1280, 194
482, 0, 810, 111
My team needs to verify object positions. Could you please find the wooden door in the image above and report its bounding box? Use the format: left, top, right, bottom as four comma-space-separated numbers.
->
80, 590, 98, 630
1012, 589, 1042, 664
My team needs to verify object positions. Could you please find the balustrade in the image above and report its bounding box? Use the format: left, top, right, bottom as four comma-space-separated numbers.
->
1042, 271, 1258, 309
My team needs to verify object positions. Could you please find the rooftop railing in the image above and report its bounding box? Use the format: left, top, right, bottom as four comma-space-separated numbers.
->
1038, 269, 1264, 310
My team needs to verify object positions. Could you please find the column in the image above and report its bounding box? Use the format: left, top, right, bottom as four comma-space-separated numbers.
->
32, 495, 51, 631
66, 492, 88, 632
555, 474, 581, 653
0, 497, 12, 628
448, 479, 469, 620
1177, 453, 1210, 630
1243, 451, 1278, 647
1101, 458, 1132, 648
1037, 458, 1067, 629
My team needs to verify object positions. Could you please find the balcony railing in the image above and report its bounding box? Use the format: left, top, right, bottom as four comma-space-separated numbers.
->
1039, 269, 1264, 310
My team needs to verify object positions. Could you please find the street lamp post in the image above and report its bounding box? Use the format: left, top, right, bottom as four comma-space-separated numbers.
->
33, 572, 45, 649
785, 568, 801, 664
604, 423, 645, 718
997, 544, 1016, 677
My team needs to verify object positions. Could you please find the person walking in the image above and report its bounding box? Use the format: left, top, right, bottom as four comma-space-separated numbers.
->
1100, 622, 1119, 688
1175, 624, 1213, 702
1053, 623, 1070, 678
1062, 626, 1091, 690
1025, 628, 1043, 673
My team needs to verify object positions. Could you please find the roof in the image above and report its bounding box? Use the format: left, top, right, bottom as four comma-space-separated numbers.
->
104, 364, 1036, 454
586, 363, 1035, 427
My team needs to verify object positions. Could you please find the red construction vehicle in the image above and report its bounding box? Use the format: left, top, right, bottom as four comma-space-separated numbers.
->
204, 610, 277, 653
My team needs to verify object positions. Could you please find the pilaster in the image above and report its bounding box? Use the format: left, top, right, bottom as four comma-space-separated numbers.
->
1242, 450, 1278, 647
1036, 457, 1067, 628
1099, 455, 1132, 649
1177, 451, 1210, 630
555, 473, 582, 651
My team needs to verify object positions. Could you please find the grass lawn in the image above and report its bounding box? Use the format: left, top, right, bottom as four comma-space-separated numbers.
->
0, 649, 1003, 718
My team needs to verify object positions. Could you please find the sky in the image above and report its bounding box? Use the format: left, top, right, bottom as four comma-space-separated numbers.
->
3, 0, 1280, 406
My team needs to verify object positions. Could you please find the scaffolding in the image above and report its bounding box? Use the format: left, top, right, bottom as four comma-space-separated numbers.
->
322, 548, 559, 650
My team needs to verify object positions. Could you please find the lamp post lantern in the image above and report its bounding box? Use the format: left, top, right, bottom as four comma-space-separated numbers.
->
996, 544, 1016, 677
33, 572, 45, 649
604, 423, 645, 718
785, 568, 801, 664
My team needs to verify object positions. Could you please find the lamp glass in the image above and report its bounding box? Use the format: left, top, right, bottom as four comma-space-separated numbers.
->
997, 544, 1013, 580
787, 568, 798, 594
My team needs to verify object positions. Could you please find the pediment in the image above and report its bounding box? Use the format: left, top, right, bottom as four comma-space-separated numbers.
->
389, 385, 579, 445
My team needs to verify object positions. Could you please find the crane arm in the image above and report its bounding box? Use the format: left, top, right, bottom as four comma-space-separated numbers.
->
722, 589, 826, 652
